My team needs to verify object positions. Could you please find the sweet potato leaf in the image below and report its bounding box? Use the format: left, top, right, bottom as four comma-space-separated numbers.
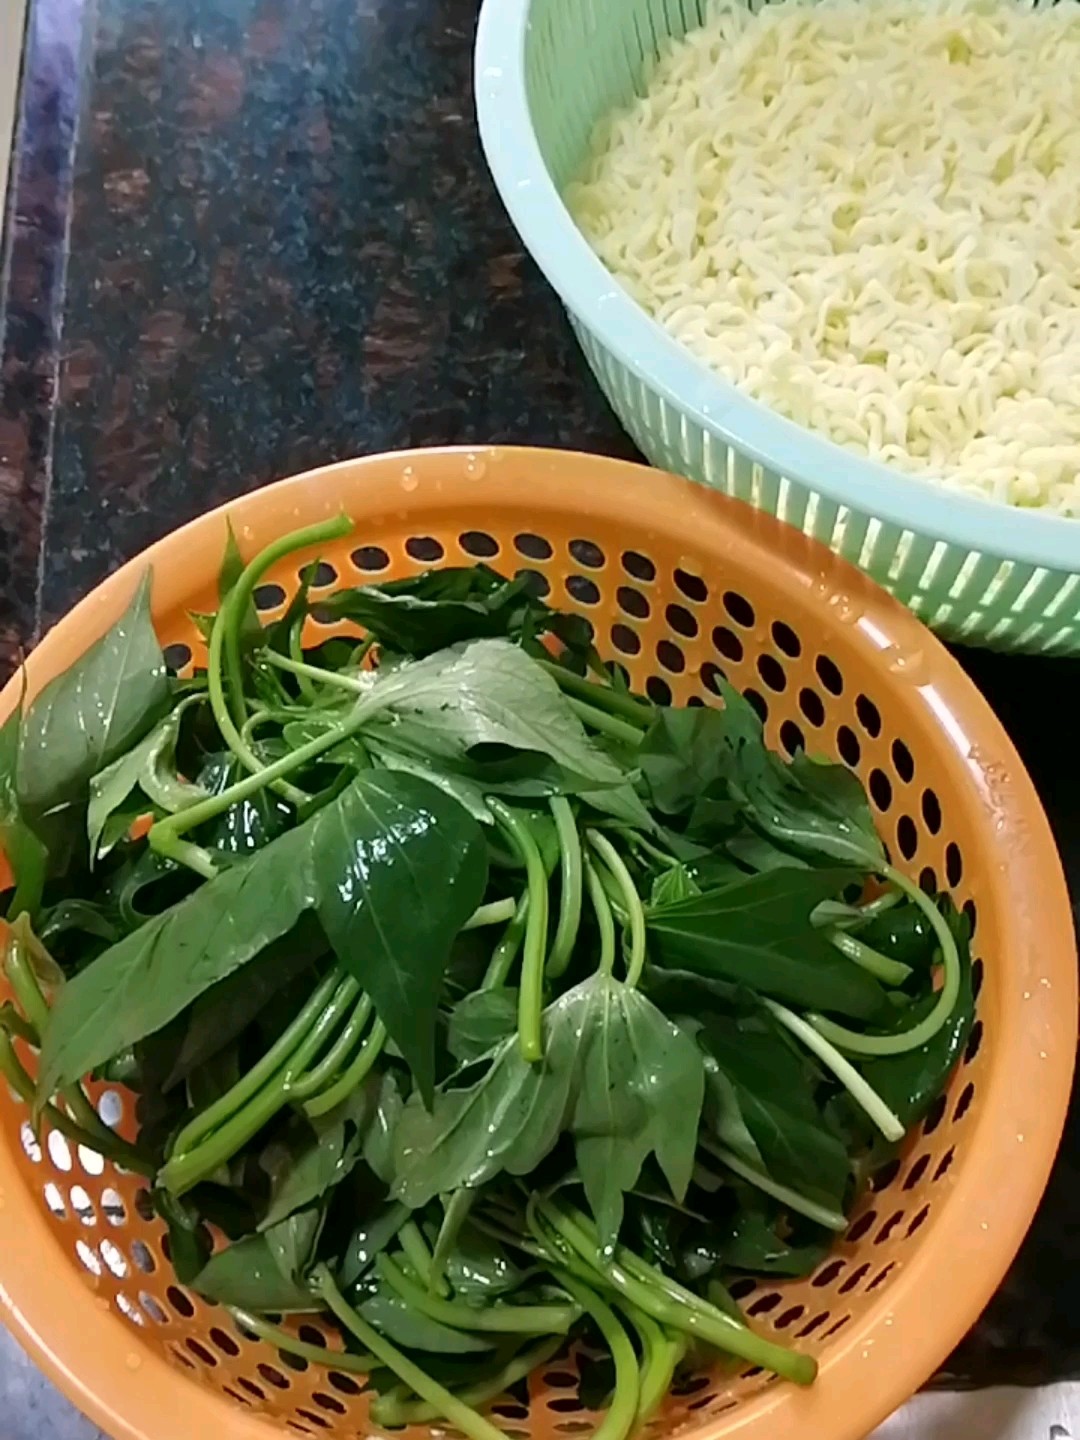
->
193, 1231, 321, 1311
87, 697, 207, 860
647, 867, 888, 1019
447, 988, 519, 1064
320, 567, 533, 657
17, 572, 171, 814
38, 771, 488, 1102
698, 1012, 850, 1211
393, 973, 704, 1249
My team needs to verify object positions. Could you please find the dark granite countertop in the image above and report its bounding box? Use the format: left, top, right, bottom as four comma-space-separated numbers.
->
1, 0, 1078, 1434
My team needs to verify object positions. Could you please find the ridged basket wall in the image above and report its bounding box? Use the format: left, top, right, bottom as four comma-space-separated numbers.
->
475, 0, 1080, 655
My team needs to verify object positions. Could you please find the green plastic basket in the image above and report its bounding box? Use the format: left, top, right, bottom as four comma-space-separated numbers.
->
475, 0, 1080, 655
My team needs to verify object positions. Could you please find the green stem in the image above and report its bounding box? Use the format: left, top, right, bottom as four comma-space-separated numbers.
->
538, 1199, 815, 1386
5, 923, 124, 1152
461, 898, 518, 932
162, 976, 361, 1193
288, 616, 319, 703
537, 661, 652, 727
0, 1030, 153, 1175
555, 1271, 640, 1440
811, 864, 961, 1056
827, 927, 912, 986
813, 889, 901, 930
208, 596, 308, 810
0, 1002, 36, 1044
262, 650, 370, 695
369, 1336, 563, 1427
565, 697, 647, 749
223, 517, 352, 725
619, 1301, 683, 1423
490, 800, 549, 1063
764, 1000, 905, 1142
314, 1265, 509, 1440
148, 696, 374, 856
379, 1254, 579, 1334
397, 1220, 446, 1294
170, 969, 342, 1157
546, 797, 583, 979
229, 1308, 374, 1371
286, 993, 373, 1102
482, 893, 528, 989
430, 1188, 476, 1295
303, 1019, 386, 1118
587, 831, 646, 987
585, 858, 616, 976
700, 1137, 848, 1231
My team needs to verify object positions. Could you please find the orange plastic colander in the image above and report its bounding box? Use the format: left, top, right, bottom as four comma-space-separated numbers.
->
0, 447, 1074, 1440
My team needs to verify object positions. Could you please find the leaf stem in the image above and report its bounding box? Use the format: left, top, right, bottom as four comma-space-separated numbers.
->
429, 1188, 476, 1295
810, 865, 962, 1056
699, 1136, 848, 1231
379, 1254, 579, 1334
148, 700, 372, 856
536, 661, 652, 727
554, 1270, 640, 1440
369, 1336, 563, 1427
826, 927, 912, 987
585, 858, 617, 976
209, 598, 307, 810
587, 831, 646, 987
763, 1000, 905, 1142
537, 1199, 816, 1386
302, 1019, 386, 1118
162, 975, 362, 1193
262, 650, 370, 695
170, 969, 342, 1157
229, 1308, 374, 1371
546, 797, 583, 979
490, 800, 549, 1064
461, 898, 518, 932
482, 893, 528, 989
287, 993, 373, 1102
223, 516, 353, 726
5, 922, 128, 1152
565, 698, 647, 749
618, 1301, 683, 1423
397, 1220, 447, 1294
314, 1264, 510, 1440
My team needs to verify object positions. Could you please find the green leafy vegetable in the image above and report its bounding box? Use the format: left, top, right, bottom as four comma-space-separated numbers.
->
647, 868, 888, 1019
7, 540, 977, 1433
17, 572, 171, 814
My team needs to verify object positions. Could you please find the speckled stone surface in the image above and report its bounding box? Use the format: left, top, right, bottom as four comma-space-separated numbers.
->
0, 0, 1078, 1433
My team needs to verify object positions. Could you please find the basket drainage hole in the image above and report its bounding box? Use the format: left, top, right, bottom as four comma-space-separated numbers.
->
44, 1182, 67, 1220
20, 1122, 42, 1165
253, 583, 286, 611
70, 1184, 96, 1225
47, 1130, 72, 1172
101, 1187, 127, 1226
515, 532, 553, 561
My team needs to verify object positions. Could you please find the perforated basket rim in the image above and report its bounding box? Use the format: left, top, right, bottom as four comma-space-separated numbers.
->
0, 446, 1074, 1440
474, 0, 1080, 575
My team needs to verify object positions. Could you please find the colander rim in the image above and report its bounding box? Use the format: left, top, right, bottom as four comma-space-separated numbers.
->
473, 0, 1080, 575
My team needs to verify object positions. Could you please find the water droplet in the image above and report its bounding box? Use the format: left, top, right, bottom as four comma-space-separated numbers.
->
126, 1352, 142, 1371
1016, 1133, 1025, 1143
464, 454, 487, 480
401, 465, 418, 492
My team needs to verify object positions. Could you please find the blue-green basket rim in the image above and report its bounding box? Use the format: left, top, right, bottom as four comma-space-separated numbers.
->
474, 0, 1080, 575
